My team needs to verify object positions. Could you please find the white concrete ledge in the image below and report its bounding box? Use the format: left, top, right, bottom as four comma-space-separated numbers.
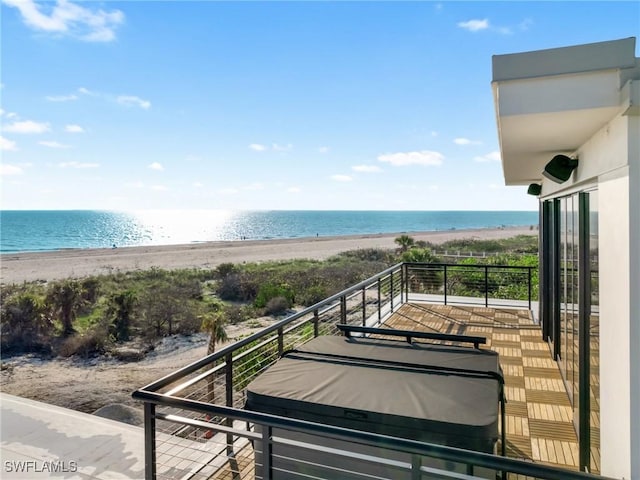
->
0, 393, 145, 479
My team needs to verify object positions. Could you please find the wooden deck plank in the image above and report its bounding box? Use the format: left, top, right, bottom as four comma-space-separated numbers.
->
385, 303, 579, 474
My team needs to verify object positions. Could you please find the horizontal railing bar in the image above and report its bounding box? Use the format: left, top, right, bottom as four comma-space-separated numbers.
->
405, 262, 537, 271
164, 362, 226, 396
274, 436, 411, 469
155, 412, 261, 441
139, 263, 404, 392
133, 390, 611, 480
337, 325, 487, 348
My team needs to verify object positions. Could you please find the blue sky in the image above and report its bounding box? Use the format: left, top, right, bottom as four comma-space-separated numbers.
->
1, 1, 638, 211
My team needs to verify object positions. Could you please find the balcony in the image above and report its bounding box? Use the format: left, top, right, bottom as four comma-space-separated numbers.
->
133, 262, 607, 480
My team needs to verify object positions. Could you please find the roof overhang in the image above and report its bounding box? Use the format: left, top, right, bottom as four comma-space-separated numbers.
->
492, 37, 638, 185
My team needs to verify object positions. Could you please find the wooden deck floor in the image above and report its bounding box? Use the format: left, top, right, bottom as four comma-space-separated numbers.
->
179, 302, 584, 479
385, 302, 580, 472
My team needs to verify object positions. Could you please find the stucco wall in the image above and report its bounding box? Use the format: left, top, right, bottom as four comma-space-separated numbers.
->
598, 173, 631, 478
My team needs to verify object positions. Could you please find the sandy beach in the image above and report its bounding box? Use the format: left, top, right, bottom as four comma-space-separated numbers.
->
0, 226, 535, 285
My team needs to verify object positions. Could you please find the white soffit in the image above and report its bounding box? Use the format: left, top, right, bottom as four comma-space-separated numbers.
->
492, 37, 637, 185
496, 71, 622, 185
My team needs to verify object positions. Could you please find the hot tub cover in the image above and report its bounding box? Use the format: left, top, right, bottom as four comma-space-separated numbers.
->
245, 335, 502, 450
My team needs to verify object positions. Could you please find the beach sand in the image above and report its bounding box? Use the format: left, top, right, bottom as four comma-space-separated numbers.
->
0, 226, 536, 285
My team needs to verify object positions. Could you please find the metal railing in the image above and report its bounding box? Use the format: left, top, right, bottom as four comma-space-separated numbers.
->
130, 261, 612, 480
404, 262, 536, 310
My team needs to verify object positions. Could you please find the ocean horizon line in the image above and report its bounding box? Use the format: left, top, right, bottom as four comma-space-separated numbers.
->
0, 210, 539, 254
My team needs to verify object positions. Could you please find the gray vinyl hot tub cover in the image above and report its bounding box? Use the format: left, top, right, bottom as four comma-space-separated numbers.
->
245, 335, 502, 447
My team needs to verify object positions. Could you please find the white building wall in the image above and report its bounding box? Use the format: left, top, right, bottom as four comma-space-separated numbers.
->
598, 172, 631, 479
626, 114, 640, 479
540, 112, 638, 478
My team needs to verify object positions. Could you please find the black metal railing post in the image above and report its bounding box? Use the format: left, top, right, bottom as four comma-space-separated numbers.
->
400, 265, 405, 303
443, 265, 448, 305
313, 309, 319, 337
362, 287, 366, 326
484, 265, 489, 307
225, 353, 234, 454
263, 425, 273, 478
377, 279, 381, 322
277, 327, 284, 356
340, 295, 347, 324
403, 264, 408, 302
528, 267, 532, 310
390, 272, 395, 312
143, 402, 156, 480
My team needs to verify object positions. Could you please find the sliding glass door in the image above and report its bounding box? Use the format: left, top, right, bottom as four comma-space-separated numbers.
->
540, 191, 599, 472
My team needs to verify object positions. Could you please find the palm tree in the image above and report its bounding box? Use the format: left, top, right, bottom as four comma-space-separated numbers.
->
394, 234, 415, 253
201, 310, 229, 439
47, 280, 84, 336
201, 311, 228, 404
107, 290, 137, 341
1, 292, 51, 351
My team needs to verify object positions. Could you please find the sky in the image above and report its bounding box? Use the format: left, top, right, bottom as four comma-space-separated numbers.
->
1, 1, 638, 211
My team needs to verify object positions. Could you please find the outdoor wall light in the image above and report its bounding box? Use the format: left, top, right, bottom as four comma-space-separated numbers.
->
527, 183, 542, 196
542, 154, 579, 183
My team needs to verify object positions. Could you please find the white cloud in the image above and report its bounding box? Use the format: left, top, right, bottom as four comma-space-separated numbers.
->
378, 150, 444, 167
193, 182, 204, 188
248, 143, 292, 152
39, 140, 70, 148
331, 174, 352, 182
148, 162, 164, 171
117, 95, 151, 109
78, 87, 94, 96
474, 151, 501, 163
46, 94, 78, 102
3, 120, 50, 134
1, 136, 18, 151
2, 0, 124, 42
58, 161, 99, 168
151, 185, 167, 191
243, 182, 264, 191
457, 19, 489, 32
454, 137, 482, 146
65, 124, 84, 133
458, 17, 518, 35
125, 181, 145, 189
287, 186, 301, 193
352, 165, 382, 173
0, 164, 23, 175
318, 146, 330, 153
219, 187, 239, 195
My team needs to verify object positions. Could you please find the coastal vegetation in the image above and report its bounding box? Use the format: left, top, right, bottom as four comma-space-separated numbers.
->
0, 235, 537, 360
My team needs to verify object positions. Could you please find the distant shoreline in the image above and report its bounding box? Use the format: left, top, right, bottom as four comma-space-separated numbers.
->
0, 226, 537, 285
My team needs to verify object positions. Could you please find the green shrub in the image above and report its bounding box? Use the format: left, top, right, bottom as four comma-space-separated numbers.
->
0, 291, 53, 355
255, 283, 294, 309
216, 263, 239, 278
264, 296, 290, 316
216, 273, 258, 302
297, 285, 329, 306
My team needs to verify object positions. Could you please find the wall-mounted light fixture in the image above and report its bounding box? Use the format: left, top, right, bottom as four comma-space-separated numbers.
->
527, 183, 542, 196
543, 154, 578, 183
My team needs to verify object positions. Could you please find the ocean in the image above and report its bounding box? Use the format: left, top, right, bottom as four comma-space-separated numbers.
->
0, 210, 538, 254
